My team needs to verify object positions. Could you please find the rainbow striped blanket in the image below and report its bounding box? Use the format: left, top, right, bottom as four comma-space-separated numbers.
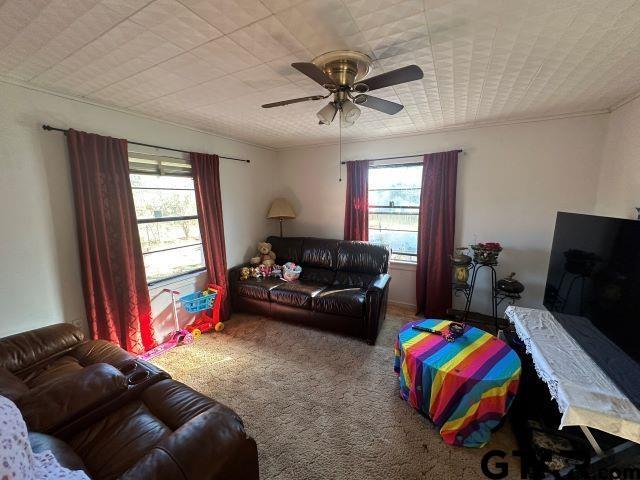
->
394, 319, 521, 448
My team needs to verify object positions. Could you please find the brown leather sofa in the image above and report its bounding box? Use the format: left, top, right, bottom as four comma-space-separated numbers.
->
229, 236, 391, 344
0, 324, 259, 480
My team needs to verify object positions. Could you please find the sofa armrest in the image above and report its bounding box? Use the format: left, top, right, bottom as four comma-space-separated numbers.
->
0, 367, 29, 402
367, 273, 391, 292
17, 363, 128, 433
70, 339, 135, 367
0, 323, 85, 374
364, 274, 392, 345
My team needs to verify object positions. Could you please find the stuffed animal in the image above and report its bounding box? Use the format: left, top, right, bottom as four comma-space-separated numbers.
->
239, 267, 250, 281
250, 242, 276, 267
250, 267, 262, 279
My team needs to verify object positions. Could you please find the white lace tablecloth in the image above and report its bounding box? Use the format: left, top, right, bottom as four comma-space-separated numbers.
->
505, 306, 640, 444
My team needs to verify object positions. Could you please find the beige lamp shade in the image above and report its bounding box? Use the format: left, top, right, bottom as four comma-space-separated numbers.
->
267, 198, 296, 219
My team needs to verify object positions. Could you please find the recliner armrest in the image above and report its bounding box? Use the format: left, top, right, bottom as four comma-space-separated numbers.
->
17, 363, 128, 433
0, 323, 85, 374
121, 380, 259, 480
367, 273, 391, 292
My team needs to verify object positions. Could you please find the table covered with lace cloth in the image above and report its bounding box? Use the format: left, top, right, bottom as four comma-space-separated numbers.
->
505, 306, 640, 444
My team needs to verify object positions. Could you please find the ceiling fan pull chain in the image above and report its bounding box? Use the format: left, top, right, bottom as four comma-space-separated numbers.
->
339, 107, 342, 182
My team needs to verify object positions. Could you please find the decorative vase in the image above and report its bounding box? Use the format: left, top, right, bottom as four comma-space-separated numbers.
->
451, 247, 472, 286
496, 272, 525, 294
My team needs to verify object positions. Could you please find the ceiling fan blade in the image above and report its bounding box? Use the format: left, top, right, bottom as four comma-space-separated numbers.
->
262, 95, 326, 108
292, 62, 335, 88
354, 95, 404, 115
357, 65, 423, 92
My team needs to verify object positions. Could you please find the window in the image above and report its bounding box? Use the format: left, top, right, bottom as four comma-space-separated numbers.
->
129, 155, 205, 284
368, 163, 422, 263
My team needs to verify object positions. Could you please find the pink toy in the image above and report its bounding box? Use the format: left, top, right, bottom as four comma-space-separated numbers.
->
283, 262, 301, 281
138, 289, 193, 361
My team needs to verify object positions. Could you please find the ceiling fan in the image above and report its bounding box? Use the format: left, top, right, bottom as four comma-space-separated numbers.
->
261, 50, 424, 126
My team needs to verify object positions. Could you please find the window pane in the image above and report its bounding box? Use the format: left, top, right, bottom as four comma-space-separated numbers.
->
368, 164, 422, 263
369, 210, 418, 232
369, 189, 420, 207
130, 174, 193, 189
369, 229, 418, 256
143, 244, 205, 283
132, 189, 197, 220
138, 219, 201, 254
368, 165, 422, 190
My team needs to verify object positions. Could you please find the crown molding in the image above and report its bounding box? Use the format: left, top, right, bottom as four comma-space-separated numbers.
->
2, 75, 621, 153
0, 76, 277, 152
609, 89, 640, 112
272, 108, 610, 151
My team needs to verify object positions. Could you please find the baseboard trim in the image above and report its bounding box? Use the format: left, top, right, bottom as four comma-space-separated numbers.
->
388, 300, 417, 309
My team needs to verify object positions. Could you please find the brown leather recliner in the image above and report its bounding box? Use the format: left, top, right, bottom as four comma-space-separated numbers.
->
229, 236, 391, 344
0, 324, 259, 480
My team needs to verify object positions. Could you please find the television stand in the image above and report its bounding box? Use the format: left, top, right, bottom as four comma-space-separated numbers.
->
505, 306, 640, 478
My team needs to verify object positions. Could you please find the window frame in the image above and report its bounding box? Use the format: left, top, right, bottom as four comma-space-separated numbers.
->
367, 162, 422, 263
129, 155, 206, 285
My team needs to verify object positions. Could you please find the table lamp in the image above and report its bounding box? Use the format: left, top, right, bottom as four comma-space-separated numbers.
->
267, 198, 296, 237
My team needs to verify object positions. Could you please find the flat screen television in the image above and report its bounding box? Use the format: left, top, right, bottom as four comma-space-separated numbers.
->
544, 212, 640, 410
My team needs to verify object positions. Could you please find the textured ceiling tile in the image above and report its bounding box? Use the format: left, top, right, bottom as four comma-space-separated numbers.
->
191, 36, 261, 74
130, 0, 221, 49
9, 3, 128, 80
179, 0, 270, 34
275, 0, 371, 57
231, 63, 292, 91
260, 0, 305, 13
1, 0, 640, 148
228, 15, 305, 62
0, 0, 100, 77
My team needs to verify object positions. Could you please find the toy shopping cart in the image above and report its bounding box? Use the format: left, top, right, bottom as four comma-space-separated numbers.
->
180, 283, 224, 337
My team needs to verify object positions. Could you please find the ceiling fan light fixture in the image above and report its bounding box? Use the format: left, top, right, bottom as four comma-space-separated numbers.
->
340, 100, 361, 127
317, 102, 338, 125
352, 83, 369, 93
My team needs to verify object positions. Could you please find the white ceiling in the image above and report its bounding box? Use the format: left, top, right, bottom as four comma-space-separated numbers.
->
1, 0, 640, 149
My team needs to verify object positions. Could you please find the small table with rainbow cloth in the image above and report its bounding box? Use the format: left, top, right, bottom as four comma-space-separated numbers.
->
394, 319, 521, 447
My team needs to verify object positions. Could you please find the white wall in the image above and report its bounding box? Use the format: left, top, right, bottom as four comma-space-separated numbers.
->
595, 96, 640, 219
275, 114, 608, 314
0, 82, 278, 339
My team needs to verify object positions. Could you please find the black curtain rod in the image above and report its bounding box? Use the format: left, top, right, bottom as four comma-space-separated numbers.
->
340, 150, 463, 164
42, 125, 250, 163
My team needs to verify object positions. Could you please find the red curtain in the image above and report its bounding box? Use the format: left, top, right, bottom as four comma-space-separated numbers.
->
190, 153, 230, 321
344, 160, 369, 240
416, 150, 460, 317
67, 129, 156, 354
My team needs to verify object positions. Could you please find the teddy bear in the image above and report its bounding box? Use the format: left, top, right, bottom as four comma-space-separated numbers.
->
250, 241, 276, 267
239, 267, 250, 281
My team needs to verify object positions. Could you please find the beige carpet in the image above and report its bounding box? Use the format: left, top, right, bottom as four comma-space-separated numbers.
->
151, 305, 521, 480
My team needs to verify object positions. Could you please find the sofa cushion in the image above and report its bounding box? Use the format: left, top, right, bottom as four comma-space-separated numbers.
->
18, 363, 128, 432
313, 288, 366, 317
266, 236, 304, 264
300, 266, 336, 284
29, 432, 88, 474
270, 282, 326, 309
237, 277, 285, 301
333, 271, 375, 288
336, 241, 390, 274
0, 366, 28, 402
301, 238, 339, 269
69, 400, 172, 479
